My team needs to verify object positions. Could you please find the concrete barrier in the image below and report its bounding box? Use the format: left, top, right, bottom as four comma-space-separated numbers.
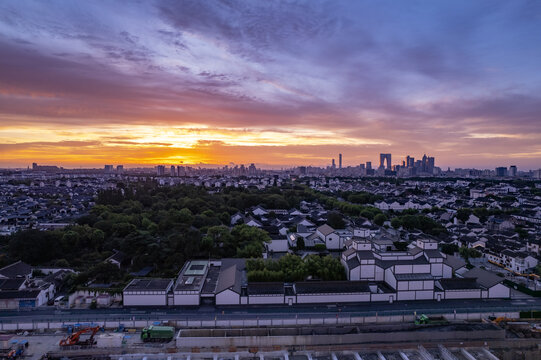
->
176, 324, 505, 349
0, 311, 523, 332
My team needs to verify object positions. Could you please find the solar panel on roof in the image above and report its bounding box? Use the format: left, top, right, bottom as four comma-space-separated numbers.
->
185, 277, 195, 285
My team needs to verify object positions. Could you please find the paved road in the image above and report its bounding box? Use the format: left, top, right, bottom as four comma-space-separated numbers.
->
1, 298, 540, 323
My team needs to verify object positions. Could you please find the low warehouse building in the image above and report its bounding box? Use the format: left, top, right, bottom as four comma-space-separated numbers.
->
123, 278, 173, 306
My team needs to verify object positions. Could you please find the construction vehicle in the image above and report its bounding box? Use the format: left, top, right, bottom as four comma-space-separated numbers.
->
492, 316, 512, 325
415, 314, 448, 325
59, 326, 102, 346
140, 325, 175, 342
4, 340, 27, 360
6, 345, 24, 359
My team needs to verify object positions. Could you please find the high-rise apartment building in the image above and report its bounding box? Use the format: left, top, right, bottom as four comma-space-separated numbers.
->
156, 165, 165, 176
177, 165, 185, 176
339, 153, 342, 169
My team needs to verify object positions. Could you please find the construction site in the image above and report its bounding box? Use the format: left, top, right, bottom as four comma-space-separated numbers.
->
1, 316, 541, 360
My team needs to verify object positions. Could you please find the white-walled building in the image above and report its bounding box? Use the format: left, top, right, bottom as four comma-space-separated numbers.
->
341, 238, 508, 302
120, 238, 510, 307
123, 278, 173, 306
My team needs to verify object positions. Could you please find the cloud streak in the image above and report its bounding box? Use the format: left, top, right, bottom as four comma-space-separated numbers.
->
0, 0, 540, 169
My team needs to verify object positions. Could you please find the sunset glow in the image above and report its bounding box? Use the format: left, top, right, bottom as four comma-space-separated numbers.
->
1, 1, 540, 169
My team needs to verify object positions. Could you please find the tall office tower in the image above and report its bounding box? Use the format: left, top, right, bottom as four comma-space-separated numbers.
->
156, 165, 165, 176
509, 165, 517, 177
32, 162, 38, 170
379, 153, 391, 169
359, 164, 365, 170
402, 160, 406, 167
495, 167, 508, 177
104, 165, 114, 173
406, 156, 415, 168
427, 156, 435, 173
116, 165, 124, 173
366, 161, 372, 170
332, 159, 336, 168
170, 165, 176, 176
339, 153, 342, 169
421, 154, 428, 172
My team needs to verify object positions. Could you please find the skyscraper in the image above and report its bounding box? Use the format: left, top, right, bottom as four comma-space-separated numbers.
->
427, 156, 435, 174
156, 165, 165, 176
406, 156, 414, 168
104, 165, 114, 173
170, 165, 176, 176
379, 153, 391, 169
366, 161, 372, 170
339, 153, 342, 169
116, 165, 124, 173
509, 165, 517, 177
495, 167, 507, 177
332, 159, 336, 169
177, 165, 185, 176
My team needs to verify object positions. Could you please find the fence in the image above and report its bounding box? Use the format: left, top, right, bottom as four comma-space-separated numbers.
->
0, 305, 531, 331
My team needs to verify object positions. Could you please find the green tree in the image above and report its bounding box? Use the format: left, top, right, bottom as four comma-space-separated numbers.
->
441, 243, 459, 255
456, 208, 472, 222
296, 236, 305, 250
327, 212, 345, 229
374, 213, 388, 226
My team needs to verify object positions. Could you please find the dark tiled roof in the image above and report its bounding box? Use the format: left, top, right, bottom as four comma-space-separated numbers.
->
439, 278, 479, 290
424, 250, 445, 259
295, 281, 370, 294
317, 224, 335, 236
357, 251, 375, 260
463, 268, 505, 289
216, 263, 243, 295
0, 290, 41, 300
0, 278, 25, 290
444, 255, 467, 271
395, 273, 434, 281
346, 257, 360, 270
248, 282, 284, 295
375, 256, 429, 269
0, 261, 32, 279
124, 278, 173, 292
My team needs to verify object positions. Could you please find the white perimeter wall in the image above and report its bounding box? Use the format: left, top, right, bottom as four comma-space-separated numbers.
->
297, 293, 371, 304
248, 295, 284, 305
216, 289, 240, 305
371, 293, 395, 302
488, 284, 510, 298
174, 293, 200, 306
123, 294, 167, 306
444, 290, 481, 299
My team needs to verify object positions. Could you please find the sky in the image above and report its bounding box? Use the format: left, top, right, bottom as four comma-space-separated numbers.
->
0, 0, 540, 170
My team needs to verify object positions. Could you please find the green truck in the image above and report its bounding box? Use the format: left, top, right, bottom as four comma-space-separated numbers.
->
140, 325, 175, 342
415, 314, 448, 326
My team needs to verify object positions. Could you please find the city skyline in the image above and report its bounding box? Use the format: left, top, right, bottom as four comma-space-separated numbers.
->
1, 1, 541, 169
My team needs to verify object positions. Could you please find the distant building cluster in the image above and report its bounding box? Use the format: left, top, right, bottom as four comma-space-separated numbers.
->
324, 153, 437, 177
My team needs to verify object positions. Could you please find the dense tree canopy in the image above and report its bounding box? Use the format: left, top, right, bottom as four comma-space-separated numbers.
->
246, 254, 346, 282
